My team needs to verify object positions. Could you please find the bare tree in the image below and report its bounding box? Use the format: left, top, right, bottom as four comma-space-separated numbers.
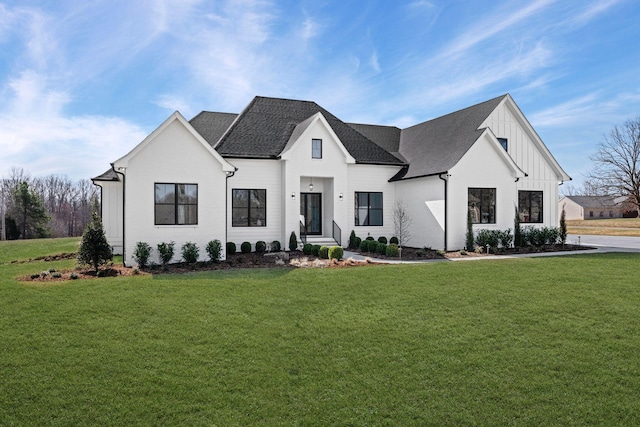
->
560, 180, 607, 197
393, 201, 412, 257
589, 117, 640, 215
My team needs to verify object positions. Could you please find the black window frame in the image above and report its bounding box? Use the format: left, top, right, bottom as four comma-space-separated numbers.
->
468, 188, 496, 224
232, 189, 267, 227
312, 138, 322, 159
498, 138, 508, 151
355, 191, 383, 226
154, 183, 198, 225
518, 190, 543, 223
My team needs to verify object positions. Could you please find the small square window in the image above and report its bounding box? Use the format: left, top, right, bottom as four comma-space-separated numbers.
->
312, 139, 322, 159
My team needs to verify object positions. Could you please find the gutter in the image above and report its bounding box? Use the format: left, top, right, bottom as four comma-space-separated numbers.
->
438, 173, 449, 251
225, 168, 237, 260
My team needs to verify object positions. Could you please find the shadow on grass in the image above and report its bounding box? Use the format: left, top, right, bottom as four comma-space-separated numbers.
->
150, 266, 297, 281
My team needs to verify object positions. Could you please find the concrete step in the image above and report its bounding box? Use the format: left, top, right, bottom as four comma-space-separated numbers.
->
301, 237, 340, 247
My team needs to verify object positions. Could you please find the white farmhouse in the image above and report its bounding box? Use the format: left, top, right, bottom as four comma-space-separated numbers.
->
93, 94, 570, 266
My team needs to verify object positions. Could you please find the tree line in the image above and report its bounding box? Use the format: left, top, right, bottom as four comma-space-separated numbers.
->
1, 167, 99, 240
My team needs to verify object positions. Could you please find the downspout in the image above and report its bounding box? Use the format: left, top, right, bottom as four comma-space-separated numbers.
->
438, 173, 449, 251
111, 163, 126, 266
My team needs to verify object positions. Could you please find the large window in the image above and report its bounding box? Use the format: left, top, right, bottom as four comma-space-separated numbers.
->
232, 189, 266, 227
155, 183, 197, 225
312, 139, 322, 159
468, 188, 496, 224
355, 192, 383, 226
518, 191, 543, 223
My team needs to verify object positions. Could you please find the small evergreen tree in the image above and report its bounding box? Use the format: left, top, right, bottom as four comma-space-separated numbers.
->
289, 231, 298, 251
465, 209, 474, 251
559, 205, 567, 247
77, 212, 113, 273
349, 230, 357, 249
514, 207, 523, 248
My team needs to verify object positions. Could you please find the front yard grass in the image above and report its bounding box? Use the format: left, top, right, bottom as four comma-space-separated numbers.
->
1, 240, 640, 425
567, 218, 640, 236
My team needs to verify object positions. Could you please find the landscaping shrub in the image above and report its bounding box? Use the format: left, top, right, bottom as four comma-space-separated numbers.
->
386, 243, 399, 257
271, 240, 281, 252
377, 236, 387, 244
52, 272, 62, 279
366, 236, 375, 241
559, 206, 567, 246
241, 241, 252, 254
226, 241, 236, 255
466, 210, 474, 250
319, 245, 329, 259
70, 272, 78, 280
289, 232, 298, 251
77, 212, 113, 272
206, 239, 222, 262
30, 273, 40, 280
302, 243, 313, 255
311, 245, 321, 257
499, 229, 513, 249
390, 236, 399, 245
328, 246, 344, 260
514, 207, 523, 248
255, 241, 267, 253
354, 236, 362, 249
181, 242, 199, 263
475, 229, 500, 251
349, 230, 357, 249
157, 241, 175, 265
377, 242, 387, 255
132, 242, 152, 269
359, 239, 370, 253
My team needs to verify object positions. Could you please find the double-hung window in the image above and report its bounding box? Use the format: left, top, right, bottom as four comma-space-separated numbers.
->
312, 139, 322, 159
468, 188, 496, 224
355, 192, 383, 226
155, 183, 198, 225
232, 189, 266, 227
518, 190, 543, 223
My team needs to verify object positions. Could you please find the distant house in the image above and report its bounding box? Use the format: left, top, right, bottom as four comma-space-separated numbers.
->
559, 195, 633, 220
93, 94, 570, 266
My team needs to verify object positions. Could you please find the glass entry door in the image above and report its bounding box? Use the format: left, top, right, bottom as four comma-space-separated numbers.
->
300, 193, 322, 235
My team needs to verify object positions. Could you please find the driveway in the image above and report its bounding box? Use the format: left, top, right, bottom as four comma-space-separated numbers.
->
567, 234, 640, 252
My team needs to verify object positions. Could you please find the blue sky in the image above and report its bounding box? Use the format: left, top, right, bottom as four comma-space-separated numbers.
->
1, 0, 638, 191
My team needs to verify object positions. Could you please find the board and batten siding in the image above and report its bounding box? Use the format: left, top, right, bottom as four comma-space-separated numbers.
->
95, 179, 124, 254
482, 101, 563, 226
394, 175, 445, 249
119, 119, 228, 266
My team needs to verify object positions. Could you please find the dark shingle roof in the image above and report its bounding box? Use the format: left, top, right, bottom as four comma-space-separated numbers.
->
92, 168, 119, 181
189, 112, 238, 146
210, 96, 404, 165
392, 95, 507, 180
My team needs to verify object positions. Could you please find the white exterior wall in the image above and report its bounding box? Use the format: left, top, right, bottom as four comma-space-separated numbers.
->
227, 159, 282, 249
394, 175, 445, 249
118, 120, 228, 266
346, 164, 400, 243
95, 179, 124, 254
482, 101, 564, 227
448, 134, 519, 250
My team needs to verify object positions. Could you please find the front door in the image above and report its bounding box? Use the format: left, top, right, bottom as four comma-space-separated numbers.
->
300, 193, 322, 235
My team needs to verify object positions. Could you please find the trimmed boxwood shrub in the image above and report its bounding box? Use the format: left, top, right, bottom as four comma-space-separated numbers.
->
271, 240, 281, 251
390, 236, 399, 245
302, 243, 313, 255
319, 245, 329, 259
377, 242, 387, 255
241, 241, 252, 254
359, 239, 370, 253
255, 241, 267, 253
386, 243, 399, 257
377, 236, 387, 244
226, 241, 236, 255
328, 246, 344, 260
181, 242, 199, 263
365, 236, 375, 241
354, 236, 362, 249
311, 245, 321, 257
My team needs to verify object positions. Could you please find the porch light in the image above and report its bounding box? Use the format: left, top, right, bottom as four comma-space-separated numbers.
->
339, 193, 343, 201
309, 178, 313, 192
291, 192, 296, 200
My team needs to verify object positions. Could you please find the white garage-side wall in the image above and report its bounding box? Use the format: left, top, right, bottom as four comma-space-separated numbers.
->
482, 97, 568, 227
115, 116, 230, 266
346, 164, 400, 243
95, 179, 124, 254
448, 134, 519, 250
394, 175, 445, 249
226, 158, 282, 250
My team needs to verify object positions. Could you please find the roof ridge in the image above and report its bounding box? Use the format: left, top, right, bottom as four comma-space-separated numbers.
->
213, 97, 259, 150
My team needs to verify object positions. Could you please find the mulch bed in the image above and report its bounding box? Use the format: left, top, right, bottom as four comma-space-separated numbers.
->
18, 244, 595, 282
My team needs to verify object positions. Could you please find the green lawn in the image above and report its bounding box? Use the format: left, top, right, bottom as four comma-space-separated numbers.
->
1, 239, 640, 425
